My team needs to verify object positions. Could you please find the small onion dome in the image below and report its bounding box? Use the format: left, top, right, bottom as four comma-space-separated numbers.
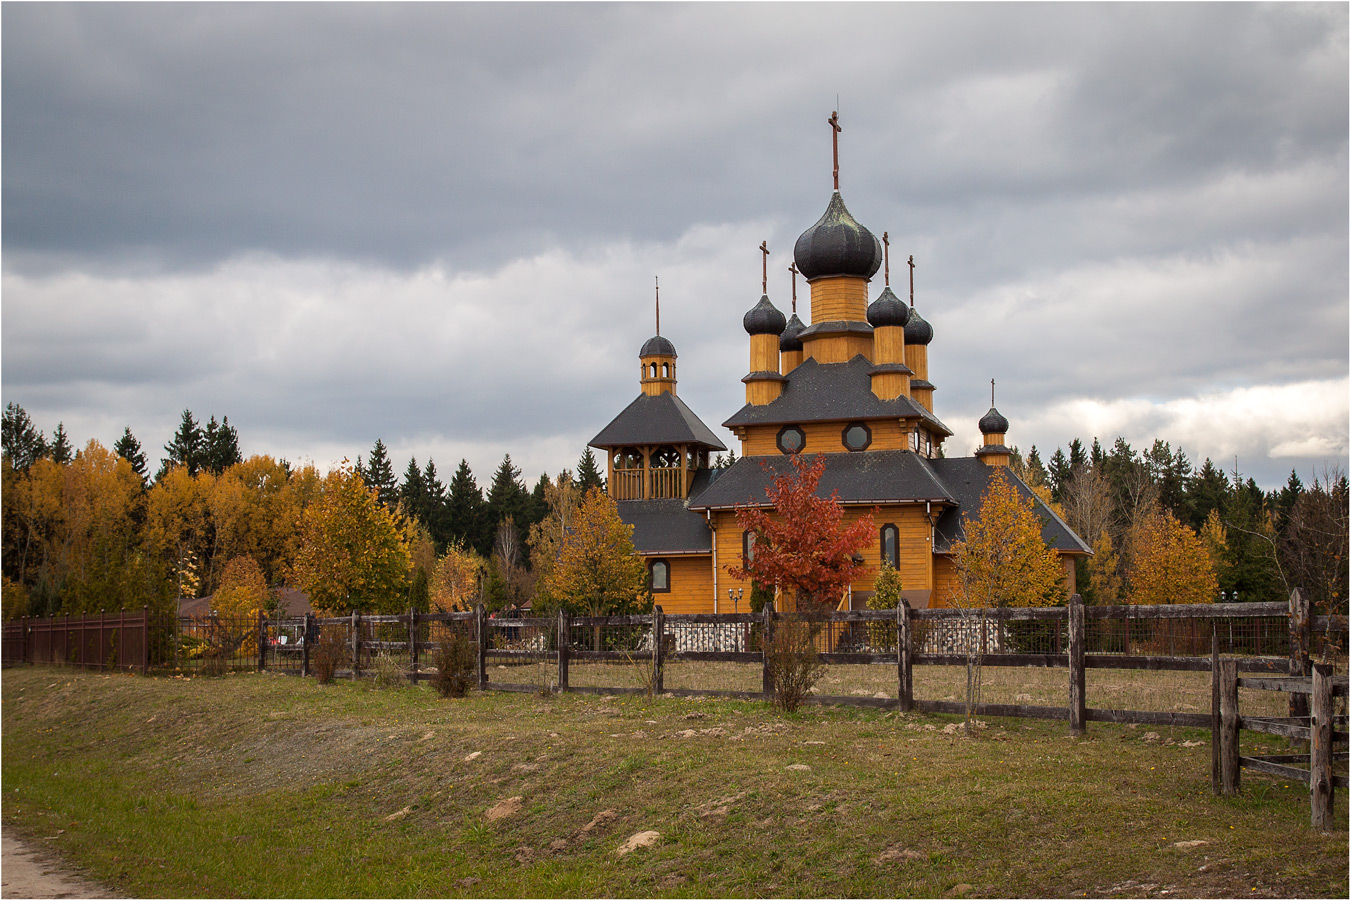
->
979, 407, 1010, 435
867, 286, 910, 328
779, 313, 806, 352
639, 335, 677, 358
743, 294, 787, 336
793, 191, 884, 280
904, 306, 934, 345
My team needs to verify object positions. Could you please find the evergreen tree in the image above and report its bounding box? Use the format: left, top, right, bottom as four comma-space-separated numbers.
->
1222, 478, 1285, 603
49, 423, 73, 465
1069, 438, 1089, 472
202, 415, 242, 475
446, 459, 489, 556
401, 455, 427, 519
486, 455, 530, 529
575, 448, 604, 493
1048, 447, 1071, 503
112, 426, 149, 484
1189, 458, 1231, 530
362, 439, 399, 508
1274, 470, 1303, 533
1026, 446, 1048, 487
422, 459, 449, 549
2, 403, 48, 470
160, 409, 203, 478
1087, 437, 1104, 470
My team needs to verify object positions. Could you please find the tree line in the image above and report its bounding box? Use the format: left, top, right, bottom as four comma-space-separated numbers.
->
1011, 436, 1345, 615
1, 403, 614, 621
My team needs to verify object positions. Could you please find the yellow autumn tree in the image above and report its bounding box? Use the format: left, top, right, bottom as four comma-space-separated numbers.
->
291, 465, 411, 614
207, 455, 305, 591
947, 467, 1065, 609
430, 541, 485, 613
1087, 530, 1123, 606
542, 487, 649, 621
1126, 507, 1217, 606
211, 555, 273, 658
144, 465, 215, 600
527, 472, 582, 612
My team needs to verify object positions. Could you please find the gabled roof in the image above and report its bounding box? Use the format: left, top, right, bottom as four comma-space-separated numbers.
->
928, 457, 1091, 555
688, 449, 955, 510
722, 356, 952, 436
616, 498, 714, 555
589, 392, 727, 451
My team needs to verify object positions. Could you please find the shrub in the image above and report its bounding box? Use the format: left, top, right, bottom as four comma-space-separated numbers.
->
866, 562, 903, 651
762, 613, 824, 713
431, 632, 476, 698
312, 626, 349, 685
370, 653, 407, 689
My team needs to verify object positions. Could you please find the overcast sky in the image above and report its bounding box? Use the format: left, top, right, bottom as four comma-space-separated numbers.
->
3, 2, 1346, 492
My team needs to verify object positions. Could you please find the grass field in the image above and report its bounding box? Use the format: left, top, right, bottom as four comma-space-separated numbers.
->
2, 666, 1344, 898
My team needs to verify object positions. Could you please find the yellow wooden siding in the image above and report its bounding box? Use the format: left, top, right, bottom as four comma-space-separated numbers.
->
739, 419, 910, 456
808, 276, 869, 323
802, 332, 873, 364
648, 554, 715, 614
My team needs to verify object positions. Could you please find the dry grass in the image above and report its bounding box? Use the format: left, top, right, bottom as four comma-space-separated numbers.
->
3, 666, 1343, 898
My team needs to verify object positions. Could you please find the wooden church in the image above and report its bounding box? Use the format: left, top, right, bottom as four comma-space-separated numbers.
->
589, 114, 1089, 613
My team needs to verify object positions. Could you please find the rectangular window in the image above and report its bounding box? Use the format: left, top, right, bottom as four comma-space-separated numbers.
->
650, 559, 670, 593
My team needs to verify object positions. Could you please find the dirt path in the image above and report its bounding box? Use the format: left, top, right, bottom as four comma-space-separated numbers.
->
1, 831, 117, 899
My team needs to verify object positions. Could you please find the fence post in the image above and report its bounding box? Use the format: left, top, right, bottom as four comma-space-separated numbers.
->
761, 602, 775, 701
118, 608, 125, 670
557, 611, 569, 692
1210, 623, 1220, 793
475, 604, 488, 691
1068, 594, 1085, 737
257, 610, 267, 671
408, 607, 419, 685
1219, 658, 1241, 796
897, 600, 913, 713
652, 606, 665, 695
1309, 662, 1335, 832
1288, 588, 1311, 722
301, 613, 313, 678
351, 611, 361, 680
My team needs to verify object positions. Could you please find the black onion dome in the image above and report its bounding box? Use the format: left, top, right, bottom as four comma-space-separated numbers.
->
779, 313, 805, 352
639, 335, 677, 358
867, 286, 910, 328
793, 192, 884, 280
904, 306, 933, 345
743, 294, 787, 336
979, 407, 1009, 435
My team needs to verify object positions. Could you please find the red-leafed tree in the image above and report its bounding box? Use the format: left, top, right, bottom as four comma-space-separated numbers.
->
729, 453, 876, 611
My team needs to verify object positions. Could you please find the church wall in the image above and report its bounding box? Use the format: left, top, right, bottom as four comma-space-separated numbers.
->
738, 420, 910, 456
808, 276, 869, 323
648, 554, 715, 614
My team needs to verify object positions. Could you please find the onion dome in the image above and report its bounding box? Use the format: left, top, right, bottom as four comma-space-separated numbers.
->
639, 335, 677, 357
867, 286, 910, 328
904, 306, 933, 345
743, 294, 787, 336
779, 313, 805, 352
793, 192, 884, 280
979, 407, 1009, 435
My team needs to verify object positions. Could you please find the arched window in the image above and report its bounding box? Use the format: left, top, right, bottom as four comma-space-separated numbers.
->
742, 530, 756, 564
910, 429, 920, 451
650, 363, 659, 379
662, 362, 670, 378
880, 524, 899, 569
649, 559, 670, 593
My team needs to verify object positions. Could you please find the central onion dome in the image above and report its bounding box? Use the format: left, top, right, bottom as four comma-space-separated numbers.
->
867, 286, 910, 328
779, 313, 805, 352
639, 335, 677, 357
904, 305, 934, 346
979, 407, 1009, 435
743, 294, 787, 336
793, 192, 884, 280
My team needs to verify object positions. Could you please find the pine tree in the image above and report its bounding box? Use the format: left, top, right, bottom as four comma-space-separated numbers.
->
446, 459, 488, 556
575, 448, 604, 493
1189, 458, 1231, 530
202, 415, 242, 475
401, 456, 427, 520
422, 459, 449, 549
2, 403, 48, 470
486, 455, 529, 529
113, 426, 149, 484
1048, 447, 1070, 503
160, 409, 203, 478
362, 439, 399, 509
1069, 438, 1089, 472
49, 423, 73, 465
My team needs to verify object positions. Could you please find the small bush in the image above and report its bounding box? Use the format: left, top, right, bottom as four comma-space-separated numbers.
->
763, 614, 824, 713
866, 562, 903, 651
312, 626, 349, 685
370, 653, 408, 689
431, 633, 476, 698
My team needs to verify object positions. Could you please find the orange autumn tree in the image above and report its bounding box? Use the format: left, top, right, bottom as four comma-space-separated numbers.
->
948, 466, 1063, 609
430, 540, 485, 613
543, 487, 649, 620
211, 555, 274, 658
1126, 506, 1217, 606
730, 453, 875, 611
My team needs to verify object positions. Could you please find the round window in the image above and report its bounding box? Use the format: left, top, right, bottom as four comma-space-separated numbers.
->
842, 422, 872, 451
776, 425, 806, 454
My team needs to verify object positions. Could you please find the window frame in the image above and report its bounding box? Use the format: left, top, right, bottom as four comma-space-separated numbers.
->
880, 523, 899, 569
649, 558, 671, 593
842, 421, 872, 452
776, 424, 806, 455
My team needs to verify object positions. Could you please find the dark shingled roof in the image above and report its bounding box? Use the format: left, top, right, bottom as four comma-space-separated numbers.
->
867, 286, 910, 328
722, 356, 952, 436
779, 313, 805, 352
688, 449, 955, 510
743, 294, 787, 336
978, 407, 1009, 434
905, 306, 934, 345
590, 392, 727, 450
927, 457, 1091, 555
640, 335, 677, 358
617, 497, 714, 554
